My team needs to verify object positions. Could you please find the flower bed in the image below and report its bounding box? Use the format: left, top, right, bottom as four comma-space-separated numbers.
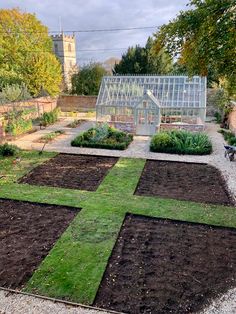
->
150, 129, 212, 155
71, 124, 133, 150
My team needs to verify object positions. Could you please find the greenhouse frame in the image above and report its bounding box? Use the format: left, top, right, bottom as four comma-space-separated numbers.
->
96, 75, 207, 136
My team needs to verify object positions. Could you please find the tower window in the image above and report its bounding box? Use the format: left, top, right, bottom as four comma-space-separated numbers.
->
54, 43, 58, 53
68, 43, 72, 52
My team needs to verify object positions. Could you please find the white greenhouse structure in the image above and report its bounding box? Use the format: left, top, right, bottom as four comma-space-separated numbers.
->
96, 75, 207, 136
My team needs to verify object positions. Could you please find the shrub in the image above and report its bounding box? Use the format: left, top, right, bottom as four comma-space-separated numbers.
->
4, 109, 33, 136
41, 107, 61, 127
218, 129, 236, 146
71, 124, 133, 150
38, 130, 65, 143
0, 143, 20, 156
150, 130, 212, 155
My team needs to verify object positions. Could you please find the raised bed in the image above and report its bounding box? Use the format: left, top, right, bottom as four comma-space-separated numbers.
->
135, 160, 232, 205
0, 198, 79, 288
94, 213, 236, 313
19, 154, 118, 191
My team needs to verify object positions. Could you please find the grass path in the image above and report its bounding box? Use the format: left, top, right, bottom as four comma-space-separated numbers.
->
0, 152, 235, 304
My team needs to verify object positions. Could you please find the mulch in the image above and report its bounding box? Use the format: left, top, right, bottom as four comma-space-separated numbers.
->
94, 214, 236, 314
0, 198, 79, 289
19, 154, 118, 191
135, 160, 232, 205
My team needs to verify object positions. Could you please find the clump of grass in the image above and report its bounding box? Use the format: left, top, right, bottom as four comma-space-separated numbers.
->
150, 129, 212, 155
37, 130, 65, 143
218, 129, 236, 146
71, 123, 133, 150
67, 119, 86, 128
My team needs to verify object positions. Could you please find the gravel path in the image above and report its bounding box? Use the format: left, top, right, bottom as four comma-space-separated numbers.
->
0, 289, 112, 314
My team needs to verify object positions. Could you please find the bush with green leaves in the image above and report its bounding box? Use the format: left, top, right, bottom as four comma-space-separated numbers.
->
218, 129, 236, 146
150, 129, 212, 155
4, 109, 33, 136
38, 130, 65, 143
40, 107, 61, 126
71, 124, 133, 150
0, 143, 20, 156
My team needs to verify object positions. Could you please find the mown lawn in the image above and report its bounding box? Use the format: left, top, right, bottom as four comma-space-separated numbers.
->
0, 151, 235, 304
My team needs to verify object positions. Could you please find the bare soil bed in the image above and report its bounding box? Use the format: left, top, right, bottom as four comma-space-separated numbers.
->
0, 198, 79, 288
135, 160, 232, 205
19, 154, 118, 191
94, 214, 236, 314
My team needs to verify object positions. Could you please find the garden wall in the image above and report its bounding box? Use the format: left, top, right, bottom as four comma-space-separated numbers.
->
57, 95, 97, 112
0, 118, 5, 139
160, 123, 205, 132
228, 102, 236, 135
0, 97, 57, 118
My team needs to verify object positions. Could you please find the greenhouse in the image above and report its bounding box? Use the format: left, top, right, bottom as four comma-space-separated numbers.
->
96, 75, 207, 136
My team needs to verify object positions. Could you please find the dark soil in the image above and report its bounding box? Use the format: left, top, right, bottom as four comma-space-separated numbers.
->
135, 160, 232, 205
19, 154, 118, 191
0, 198, 79, 289
94, 214, 236, 314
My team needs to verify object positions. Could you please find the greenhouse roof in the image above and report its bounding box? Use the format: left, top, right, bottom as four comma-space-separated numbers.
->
96, 75, 207, 109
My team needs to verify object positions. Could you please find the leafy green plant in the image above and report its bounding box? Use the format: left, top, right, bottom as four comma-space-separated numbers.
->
40, 107, 61, 127
67, 119, 86, 128
218, 129, 236, 146
37, 130, 65, 143
71, 124, 133, 150
0, 143, 20, 156
4, 109, 33, 136
150, 130, 212, 155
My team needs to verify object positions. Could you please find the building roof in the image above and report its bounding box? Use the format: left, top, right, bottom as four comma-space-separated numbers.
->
96, 75, 207, 109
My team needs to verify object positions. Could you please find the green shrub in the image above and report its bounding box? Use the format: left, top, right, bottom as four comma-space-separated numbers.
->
218, 129, 236, 146
0, 143, 20, 157
38, 130, 65, 143
41, 107, 61, 126
71, 124, 133, 150
150, 129, 212, 155
5, 113, 33, 136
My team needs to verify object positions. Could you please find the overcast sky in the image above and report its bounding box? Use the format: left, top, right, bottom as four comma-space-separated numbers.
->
0, 0, 189, 65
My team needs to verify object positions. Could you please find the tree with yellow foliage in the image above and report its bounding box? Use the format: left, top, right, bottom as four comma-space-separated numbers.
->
0, 8, 62, 96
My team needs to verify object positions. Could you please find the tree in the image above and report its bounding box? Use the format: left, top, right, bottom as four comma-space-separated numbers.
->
0, 8, 62, 96
113, 37, 173, 75
71, 63, 107, 95
153, 0, 236, 96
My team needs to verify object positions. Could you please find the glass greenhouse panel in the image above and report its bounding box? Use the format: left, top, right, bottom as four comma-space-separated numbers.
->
96, 75, 207, 136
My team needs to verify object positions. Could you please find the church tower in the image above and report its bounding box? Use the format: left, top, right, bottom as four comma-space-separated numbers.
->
51, 33, 77, 89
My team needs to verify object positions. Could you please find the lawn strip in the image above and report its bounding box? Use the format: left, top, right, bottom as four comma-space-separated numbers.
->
97, 157, 146, 195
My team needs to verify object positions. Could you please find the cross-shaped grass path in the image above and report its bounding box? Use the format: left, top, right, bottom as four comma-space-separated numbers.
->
0, 151, 235, 304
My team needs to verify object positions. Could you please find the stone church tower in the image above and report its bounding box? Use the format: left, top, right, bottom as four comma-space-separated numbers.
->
51, 33, 77, 89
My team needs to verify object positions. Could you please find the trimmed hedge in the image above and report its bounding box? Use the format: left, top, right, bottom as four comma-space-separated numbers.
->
150, 130, 212, 155
71, 124, 133, 150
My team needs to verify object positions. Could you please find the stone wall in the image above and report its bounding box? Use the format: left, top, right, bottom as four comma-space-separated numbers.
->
160, 123, 205, 132
57, 95, 97, 112
228, 103, 236, 135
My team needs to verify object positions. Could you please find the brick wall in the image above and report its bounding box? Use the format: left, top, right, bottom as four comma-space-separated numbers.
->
57, 95, 97, 112
0, 118, 5, 139
109, 122, 136, 134
0, 97, 57, 117
228, 103, 236, 135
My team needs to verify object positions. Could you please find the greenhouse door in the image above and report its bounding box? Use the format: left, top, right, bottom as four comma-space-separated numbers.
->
136, 109, 157, 136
